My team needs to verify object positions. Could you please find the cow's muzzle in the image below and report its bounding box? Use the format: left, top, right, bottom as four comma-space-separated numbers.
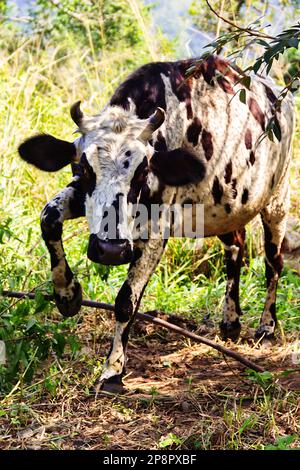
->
87, 234, 133, 265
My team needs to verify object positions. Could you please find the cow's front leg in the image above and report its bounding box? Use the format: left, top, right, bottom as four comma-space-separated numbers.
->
218, 229, 246, 341
41, 177, 85, 317
98, 238, 166, 393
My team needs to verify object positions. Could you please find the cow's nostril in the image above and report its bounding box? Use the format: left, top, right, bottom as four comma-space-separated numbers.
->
87, 235, 132, 265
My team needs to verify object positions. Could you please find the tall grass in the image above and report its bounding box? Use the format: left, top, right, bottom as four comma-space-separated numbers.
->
0, 2, 299, 395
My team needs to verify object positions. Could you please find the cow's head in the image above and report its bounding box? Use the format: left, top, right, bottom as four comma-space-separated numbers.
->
19, 102, 205, 265
19, 103, 165, 265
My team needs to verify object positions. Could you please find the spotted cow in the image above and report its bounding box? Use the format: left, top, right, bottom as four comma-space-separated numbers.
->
19, 55, 295, 391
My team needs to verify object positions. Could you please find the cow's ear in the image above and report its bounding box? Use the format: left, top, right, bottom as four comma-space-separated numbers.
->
150, 147, 206, 187
18, 134, 77, 172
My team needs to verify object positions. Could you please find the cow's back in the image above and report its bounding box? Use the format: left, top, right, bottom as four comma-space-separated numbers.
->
111, 56, 294, 236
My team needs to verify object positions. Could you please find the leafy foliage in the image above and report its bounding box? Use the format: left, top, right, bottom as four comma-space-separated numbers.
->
33, 0, 150, 51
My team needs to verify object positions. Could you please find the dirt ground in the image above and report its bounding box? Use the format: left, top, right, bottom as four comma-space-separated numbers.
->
0, 309, 299, 450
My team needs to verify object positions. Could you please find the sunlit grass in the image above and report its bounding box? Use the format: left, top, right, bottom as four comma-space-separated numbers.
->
0, 4, 299, 450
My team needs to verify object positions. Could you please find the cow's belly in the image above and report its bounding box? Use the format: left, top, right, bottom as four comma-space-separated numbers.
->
178, 202, 262, 238
202, 206, 260, 237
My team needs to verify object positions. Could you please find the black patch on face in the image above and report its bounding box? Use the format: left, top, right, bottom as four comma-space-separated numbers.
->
201, 129, 213, 161
212, 176, 223, 204
127, 157, 148, 204
150, 147, 206, 187
111, 193, 125, 235
224, 203, 231, 214
186, 117, 202, 147
154, 130, 168, 152
231, 178, 238, 199
248, 97, 265, 131
224, 160, 232, 184
75, 153, 97, 196
245, 129, 252, 150
241, 188, 249, 204
115, 280, 133, 322
249, 151, 255, 165
18, 134, 76, 172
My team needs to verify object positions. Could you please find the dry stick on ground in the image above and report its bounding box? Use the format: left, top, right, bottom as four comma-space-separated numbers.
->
2, 290, 265, 373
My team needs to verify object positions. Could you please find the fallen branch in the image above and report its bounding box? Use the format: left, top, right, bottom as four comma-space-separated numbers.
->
1, 290, 265, 373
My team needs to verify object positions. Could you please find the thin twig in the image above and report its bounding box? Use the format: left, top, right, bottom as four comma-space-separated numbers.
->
1, 290, 265, 373
205, 0, 275, 39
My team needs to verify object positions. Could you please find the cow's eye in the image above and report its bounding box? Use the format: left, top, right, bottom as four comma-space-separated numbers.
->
123, 160, 130, 169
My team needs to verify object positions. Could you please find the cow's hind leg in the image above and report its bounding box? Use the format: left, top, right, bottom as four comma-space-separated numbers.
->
219, 229, 246, 341
97, 238, 166, 393
41, 177, 85, 317
255, 207, 287, 339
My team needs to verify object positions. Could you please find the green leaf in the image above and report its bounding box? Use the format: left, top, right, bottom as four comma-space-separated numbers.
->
257, 39, 270, 48
239, 88, 247, 104
26, 318, 37, 331
273, 117, 282, 142
253, 59, 263, 74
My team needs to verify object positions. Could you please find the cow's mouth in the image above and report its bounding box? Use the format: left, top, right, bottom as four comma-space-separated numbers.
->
87, 235, 133, 265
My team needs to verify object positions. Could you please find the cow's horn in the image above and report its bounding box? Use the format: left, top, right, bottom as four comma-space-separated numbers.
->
70, 100, 84, 127
138, 107, 165, 143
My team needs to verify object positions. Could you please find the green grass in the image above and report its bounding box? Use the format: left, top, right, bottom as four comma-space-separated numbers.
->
0, 2, 299, 450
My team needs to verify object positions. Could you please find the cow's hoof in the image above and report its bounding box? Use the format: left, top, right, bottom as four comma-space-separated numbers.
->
96, 374, 125, 395
255, 326, 275, 343
54, 281, 82, 317
220, 319, 241, 342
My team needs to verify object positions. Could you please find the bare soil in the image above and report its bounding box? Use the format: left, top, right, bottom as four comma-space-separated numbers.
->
0, 309, 299, 450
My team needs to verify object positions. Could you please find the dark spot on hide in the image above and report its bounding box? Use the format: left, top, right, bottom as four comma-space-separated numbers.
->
186, 117, 202, 147
224, 160, 232, 184
115, 281, 133, 322
241, 188, 249, 204
264, 85, 277, 105
245, 129, 252, 149
248, 97, 265, 131
212, 176, 223, 204
201, 129, 213, 161
224, 203, 231, 214
150, 148, 206, 187
231, 178, 238, 199
154, 130, 168, 152
127, 157, 148, 204
249, 151, 255, 165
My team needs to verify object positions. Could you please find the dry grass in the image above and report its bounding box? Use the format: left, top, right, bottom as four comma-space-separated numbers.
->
0, 4, 299, 451
0, 309, 299, 450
